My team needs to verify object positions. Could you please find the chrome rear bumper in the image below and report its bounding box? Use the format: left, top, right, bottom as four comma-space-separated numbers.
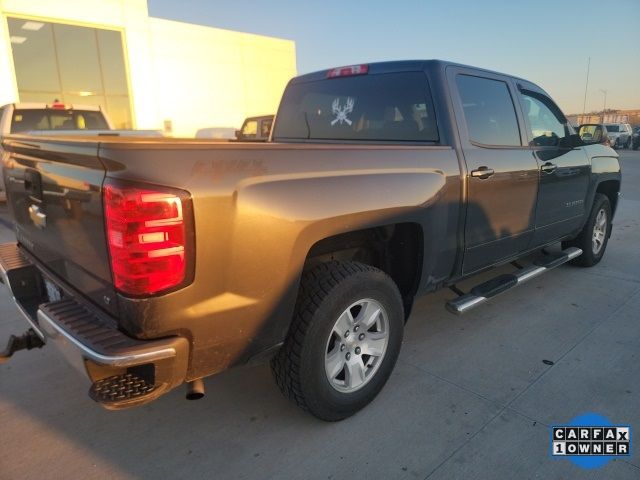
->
0, 242, 189, 409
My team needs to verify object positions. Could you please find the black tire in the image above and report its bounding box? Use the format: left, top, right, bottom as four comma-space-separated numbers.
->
633, 142, 639, 151
562, 193, 611, 267
271, 261, 404, 421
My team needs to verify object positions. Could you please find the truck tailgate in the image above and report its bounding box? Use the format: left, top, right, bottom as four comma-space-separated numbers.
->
2, 136, 117, 316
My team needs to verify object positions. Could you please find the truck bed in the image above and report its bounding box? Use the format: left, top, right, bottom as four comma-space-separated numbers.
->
2, 134, 461, 378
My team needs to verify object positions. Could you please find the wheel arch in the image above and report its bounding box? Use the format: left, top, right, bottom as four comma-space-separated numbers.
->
304, 222, 424, 320
595, 178, 621, 216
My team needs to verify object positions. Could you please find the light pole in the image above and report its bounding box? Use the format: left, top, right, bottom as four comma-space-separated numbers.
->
582, 57, 591, 117
599, 89, 607, 123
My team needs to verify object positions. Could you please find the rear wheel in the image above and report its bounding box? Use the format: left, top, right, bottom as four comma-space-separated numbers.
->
563, 193, 611, 267
271, 261, 404, 421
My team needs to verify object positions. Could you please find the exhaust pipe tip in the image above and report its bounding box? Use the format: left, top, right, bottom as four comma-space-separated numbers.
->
186, 378, 205, 400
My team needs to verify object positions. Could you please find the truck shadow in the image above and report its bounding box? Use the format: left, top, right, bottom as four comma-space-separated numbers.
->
0, 193, 589, 479
0, 277, 504, 479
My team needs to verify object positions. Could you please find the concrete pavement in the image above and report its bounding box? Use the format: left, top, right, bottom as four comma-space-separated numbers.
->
1, 150, 639, 480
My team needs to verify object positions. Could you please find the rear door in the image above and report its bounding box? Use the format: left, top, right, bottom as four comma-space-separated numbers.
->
515, 84, 591, 245
449, 68, 539, 274
3, 136, 117, 315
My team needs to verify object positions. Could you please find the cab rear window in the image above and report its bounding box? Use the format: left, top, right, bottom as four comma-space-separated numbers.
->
273, 72, 438, 142
10, 109, 109, 133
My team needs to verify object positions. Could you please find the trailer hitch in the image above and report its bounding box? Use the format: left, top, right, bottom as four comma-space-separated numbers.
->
0, 329, 44, 364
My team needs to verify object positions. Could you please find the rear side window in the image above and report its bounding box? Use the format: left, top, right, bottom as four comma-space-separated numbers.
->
10, 109, 109, 133
456, 75, 521, 146
273, 72, 438, 142
605, 125, 619, 133
260, 119, 272, 137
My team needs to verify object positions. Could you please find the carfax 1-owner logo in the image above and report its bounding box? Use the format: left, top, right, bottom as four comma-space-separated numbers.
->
551, 413, 632, 469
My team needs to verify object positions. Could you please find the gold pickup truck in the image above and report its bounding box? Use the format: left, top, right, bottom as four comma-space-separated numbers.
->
0, 60, 620, 421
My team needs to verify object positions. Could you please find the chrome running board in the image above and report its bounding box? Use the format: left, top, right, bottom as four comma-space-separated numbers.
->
446, 247, 583, 315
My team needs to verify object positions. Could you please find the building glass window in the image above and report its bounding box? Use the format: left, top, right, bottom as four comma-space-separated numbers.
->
8, 20, 60, 93
7, 17, 132, 129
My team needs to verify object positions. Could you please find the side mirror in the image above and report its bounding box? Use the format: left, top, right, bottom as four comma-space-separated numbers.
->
578, 124, 608, 146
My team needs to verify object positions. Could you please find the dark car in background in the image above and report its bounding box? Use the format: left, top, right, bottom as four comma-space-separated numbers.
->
234, 114, 274, 142
632, 126, 640, 150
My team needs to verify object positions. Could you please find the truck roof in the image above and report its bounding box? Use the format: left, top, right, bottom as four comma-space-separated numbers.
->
1, 102, 102, 111
292, 59, 531, 85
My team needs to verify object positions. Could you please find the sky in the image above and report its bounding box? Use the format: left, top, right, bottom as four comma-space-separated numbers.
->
148, 0, 640, 114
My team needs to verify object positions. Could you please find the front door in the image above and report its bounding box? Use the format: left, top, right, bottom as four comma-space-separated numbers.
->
450, 70, 539, 274
516, 86, 591, 245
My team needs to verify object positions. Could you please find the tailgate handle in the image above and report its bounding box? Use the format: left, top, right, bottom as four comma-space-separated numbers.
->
28, 204, 46, 229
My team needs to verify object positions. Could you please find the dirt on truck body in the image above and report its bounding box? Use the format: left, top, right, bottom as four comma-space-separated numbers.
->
0, 60, 620, 421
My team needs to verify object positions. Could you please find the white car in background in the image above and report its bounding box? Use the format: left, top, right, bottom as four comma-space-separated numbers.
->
0, 101, 112, 134
0, 101, 163, 199
604, 123, 633, 149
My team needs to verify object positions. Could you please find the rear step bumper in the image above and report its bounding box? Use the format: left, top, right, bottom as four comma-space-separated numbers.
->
446, 247, 582, 315
37, 301, 180, 369
0, 242, 189, 409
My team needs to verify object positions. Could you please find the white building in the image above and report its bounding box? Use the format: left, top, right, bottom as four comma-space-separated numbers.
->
0, 0, 297, 136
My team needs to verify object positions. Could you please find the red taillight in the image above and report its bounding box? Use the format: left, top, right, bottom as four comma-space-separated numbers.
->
327, 64, 369, 78
104, 181, 192, 296
50, 101, 67, 110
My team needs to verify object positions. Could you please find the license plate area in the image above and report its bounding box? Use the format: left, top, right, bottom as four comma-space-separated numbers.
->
44, 277, 63, 303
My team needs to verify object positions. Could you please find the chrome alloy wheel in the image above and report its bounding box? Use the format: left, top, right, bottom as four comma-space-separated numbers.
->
324, 298, 389, 393
592, 208, 607, 254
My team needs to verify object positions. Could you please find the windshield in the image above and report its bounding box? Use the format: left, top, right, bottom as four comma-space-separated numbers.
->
273, 72, 438, 142
10, 109, 109, 133
605, 125, 620, 133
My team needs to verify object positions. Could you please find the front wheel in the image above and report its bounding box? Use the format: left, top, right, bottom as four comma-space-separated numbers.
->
563, 193, 612, 267
271, 261, 404, 421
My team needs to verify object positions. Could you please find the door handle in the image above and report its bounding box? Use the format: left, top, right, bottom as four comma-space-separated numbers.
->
470, 166, 495, 179
541, 162, 557, 173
